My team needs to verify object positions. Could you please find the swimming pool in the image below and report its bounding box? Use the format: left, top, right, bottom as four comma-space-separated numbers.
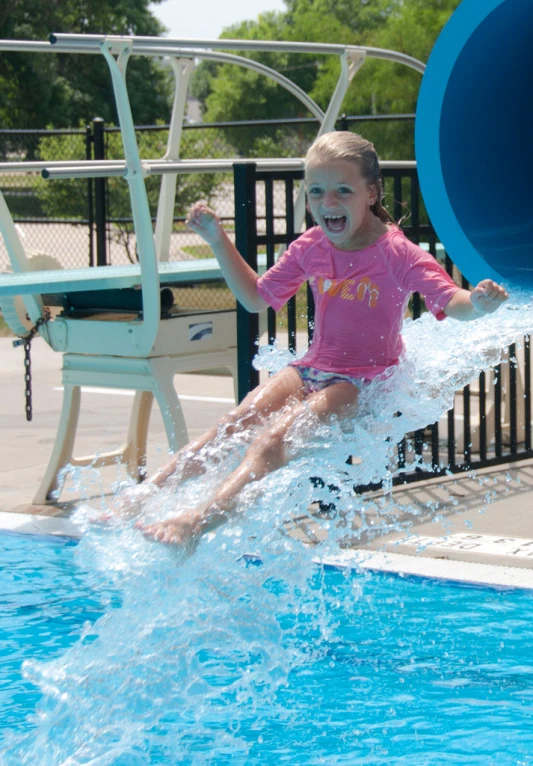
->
1, 530, 533, 765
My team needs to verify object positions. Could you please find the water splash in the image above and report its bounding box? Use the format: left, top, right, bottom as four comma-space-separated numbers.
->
2, 291, 533, 764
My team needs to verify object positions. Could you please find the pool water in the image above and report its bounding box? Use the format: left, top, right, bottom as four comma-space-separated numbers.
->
1, 531, 533, 765
0, 533, 120, 734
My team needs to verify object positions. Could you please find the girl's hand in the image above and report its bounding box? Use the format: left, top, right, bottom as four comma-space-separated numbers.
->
186, 202, 223, 246
470, 279, 509, 315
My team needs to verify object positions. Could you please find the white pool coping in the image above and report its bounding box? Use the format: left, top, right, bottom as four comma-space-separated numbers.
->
320, 549, 533, 591
0, 511, 82, 539
3, 512, 533, 590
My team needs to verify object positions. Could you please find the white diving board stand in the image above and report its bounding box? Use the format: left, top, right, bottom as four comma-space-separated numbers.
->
0, 203, 240, 504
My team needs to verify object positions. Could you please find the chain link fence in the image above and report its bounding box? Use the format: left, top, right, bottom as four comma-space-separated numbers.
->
0, 126, 93, 274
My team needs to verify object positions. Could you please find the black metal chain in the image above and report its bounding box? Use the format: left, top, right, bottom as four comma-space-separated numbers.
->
12, 309, 52, 422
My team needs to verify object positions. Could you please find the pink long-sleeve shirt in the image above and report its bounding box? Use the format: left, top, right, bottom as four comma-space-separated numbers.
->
256, 226, 461, 380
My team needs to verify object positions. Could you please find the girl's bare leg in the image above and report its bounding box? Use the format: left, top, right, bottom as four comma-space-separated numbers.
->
110, 366, 306, 516
139, 380, 360, 544
152, 366, 306, 488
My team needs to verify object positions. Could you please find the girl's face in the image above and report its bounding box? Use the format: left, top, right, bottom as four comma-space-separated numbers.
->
305, 158, 378, 249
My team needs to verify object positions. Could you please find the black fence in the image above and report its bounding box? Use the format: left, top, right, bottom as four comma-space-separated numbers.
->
233, 162, 533, 484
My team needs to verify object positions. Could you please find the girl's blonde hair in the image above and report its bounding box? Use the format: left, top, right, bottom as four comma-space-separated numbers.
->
305, 131, 394, 225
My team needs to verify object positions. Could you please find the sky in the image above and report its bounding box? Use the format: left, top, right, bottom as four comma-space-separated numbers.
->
150, 0, 287, 41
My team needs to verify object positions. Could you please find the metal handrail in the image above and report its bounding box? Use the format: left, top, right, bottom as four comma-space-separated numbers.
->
0, 157, 417, 179
0, 37, 424, 121
37, 157, 416, 179
47, 34, 426, 74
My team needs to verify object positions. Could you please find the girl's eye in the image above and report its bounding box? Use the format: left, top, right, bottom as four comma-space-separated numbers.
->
338, 187, 352, 195
307, 188, 322, 196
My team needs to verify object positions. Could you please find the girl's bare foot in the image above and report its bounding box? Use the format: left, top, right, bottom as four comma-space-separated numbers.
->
91, 482, 160, 524
136, 511, 205, 546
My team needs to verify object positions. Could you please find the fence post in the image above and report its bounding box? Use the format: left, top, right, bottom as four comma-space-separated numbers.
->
234, 162, 260, 403
92, 117, 107, 266
337, 113, 348, 132
85, 124, 94, 268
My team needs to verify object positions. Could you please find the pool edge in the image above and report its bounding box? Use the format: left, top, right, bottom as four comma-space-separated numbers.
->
0, 511, 82, 540
319, 550, 533, 591
4, 512, 533, 591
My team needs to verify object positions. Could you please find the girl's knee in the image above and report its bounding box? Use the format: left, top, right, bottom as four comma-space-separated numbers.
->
247, 423, 288, 469
308, 383, 360, 421
221, 402, 262, 435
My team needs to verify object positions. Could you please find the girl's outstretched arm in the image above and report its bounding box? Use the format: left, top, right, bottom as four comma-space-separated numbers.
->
187, 202, 269, 313
443, 279, 509, 320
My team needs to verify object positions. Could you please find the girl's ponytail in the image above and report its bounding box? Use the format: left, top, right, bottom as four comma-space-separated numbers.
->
371, 196, 395, 225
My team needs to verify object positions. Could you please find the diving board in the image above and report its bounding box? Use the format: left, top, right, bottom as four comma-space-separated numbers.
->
0, 256, 268, 297
0, 259, 229, 297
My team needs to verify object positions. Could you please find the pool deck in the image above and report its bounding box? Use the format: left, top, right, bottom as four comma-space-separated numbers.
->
2, 337, 533, 588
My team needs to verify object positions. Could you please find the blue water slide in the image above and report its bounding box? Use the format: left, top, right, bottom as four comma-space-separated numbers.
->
415, 0, 533, 288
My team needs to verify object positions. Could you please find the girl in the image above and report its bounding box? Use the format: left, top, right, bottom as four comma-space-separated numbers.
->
132, 131, 508, 545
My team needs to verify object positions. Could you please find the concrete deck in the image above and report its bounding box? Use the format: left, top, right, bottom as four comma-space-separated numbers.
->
2, 337, 533, 588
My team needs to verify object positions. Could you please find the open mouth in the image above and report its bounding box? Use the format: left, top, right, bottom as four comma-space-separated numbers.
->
323, 215, 347, 233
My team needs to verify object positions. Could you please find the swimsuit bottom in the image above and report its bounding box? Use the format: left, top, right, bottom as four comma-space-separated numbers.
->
291, 364, 366, 395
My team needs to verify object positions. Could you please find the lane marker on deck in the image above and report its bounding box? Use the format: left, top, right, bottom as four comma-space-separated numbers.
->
53, 386, 234, 404
394, 533, 533, 560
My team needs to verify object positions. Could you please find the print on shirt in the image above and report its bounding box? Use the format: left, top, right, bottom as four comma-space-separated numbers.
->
315, 276, 380, 308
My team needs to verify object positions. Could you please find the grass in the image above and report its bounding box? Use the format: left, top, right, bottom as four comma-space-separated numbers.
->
172, 222, 235, 234
181, 245, 216, 260
0, 314, 13, 337
181, 245, 266, 260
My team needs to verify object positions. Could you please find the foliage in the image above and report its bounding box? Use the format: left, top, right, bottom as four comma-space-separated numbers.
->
34, 126, 232, 262
190, 0, 463, 159
0, 0, 172, 131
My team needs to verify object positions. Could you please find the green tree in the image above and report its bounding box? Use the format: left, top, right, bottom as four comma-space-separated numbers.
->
191, 0, 462, 159
190, 0, 393, 122
0, 0, 172, 132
